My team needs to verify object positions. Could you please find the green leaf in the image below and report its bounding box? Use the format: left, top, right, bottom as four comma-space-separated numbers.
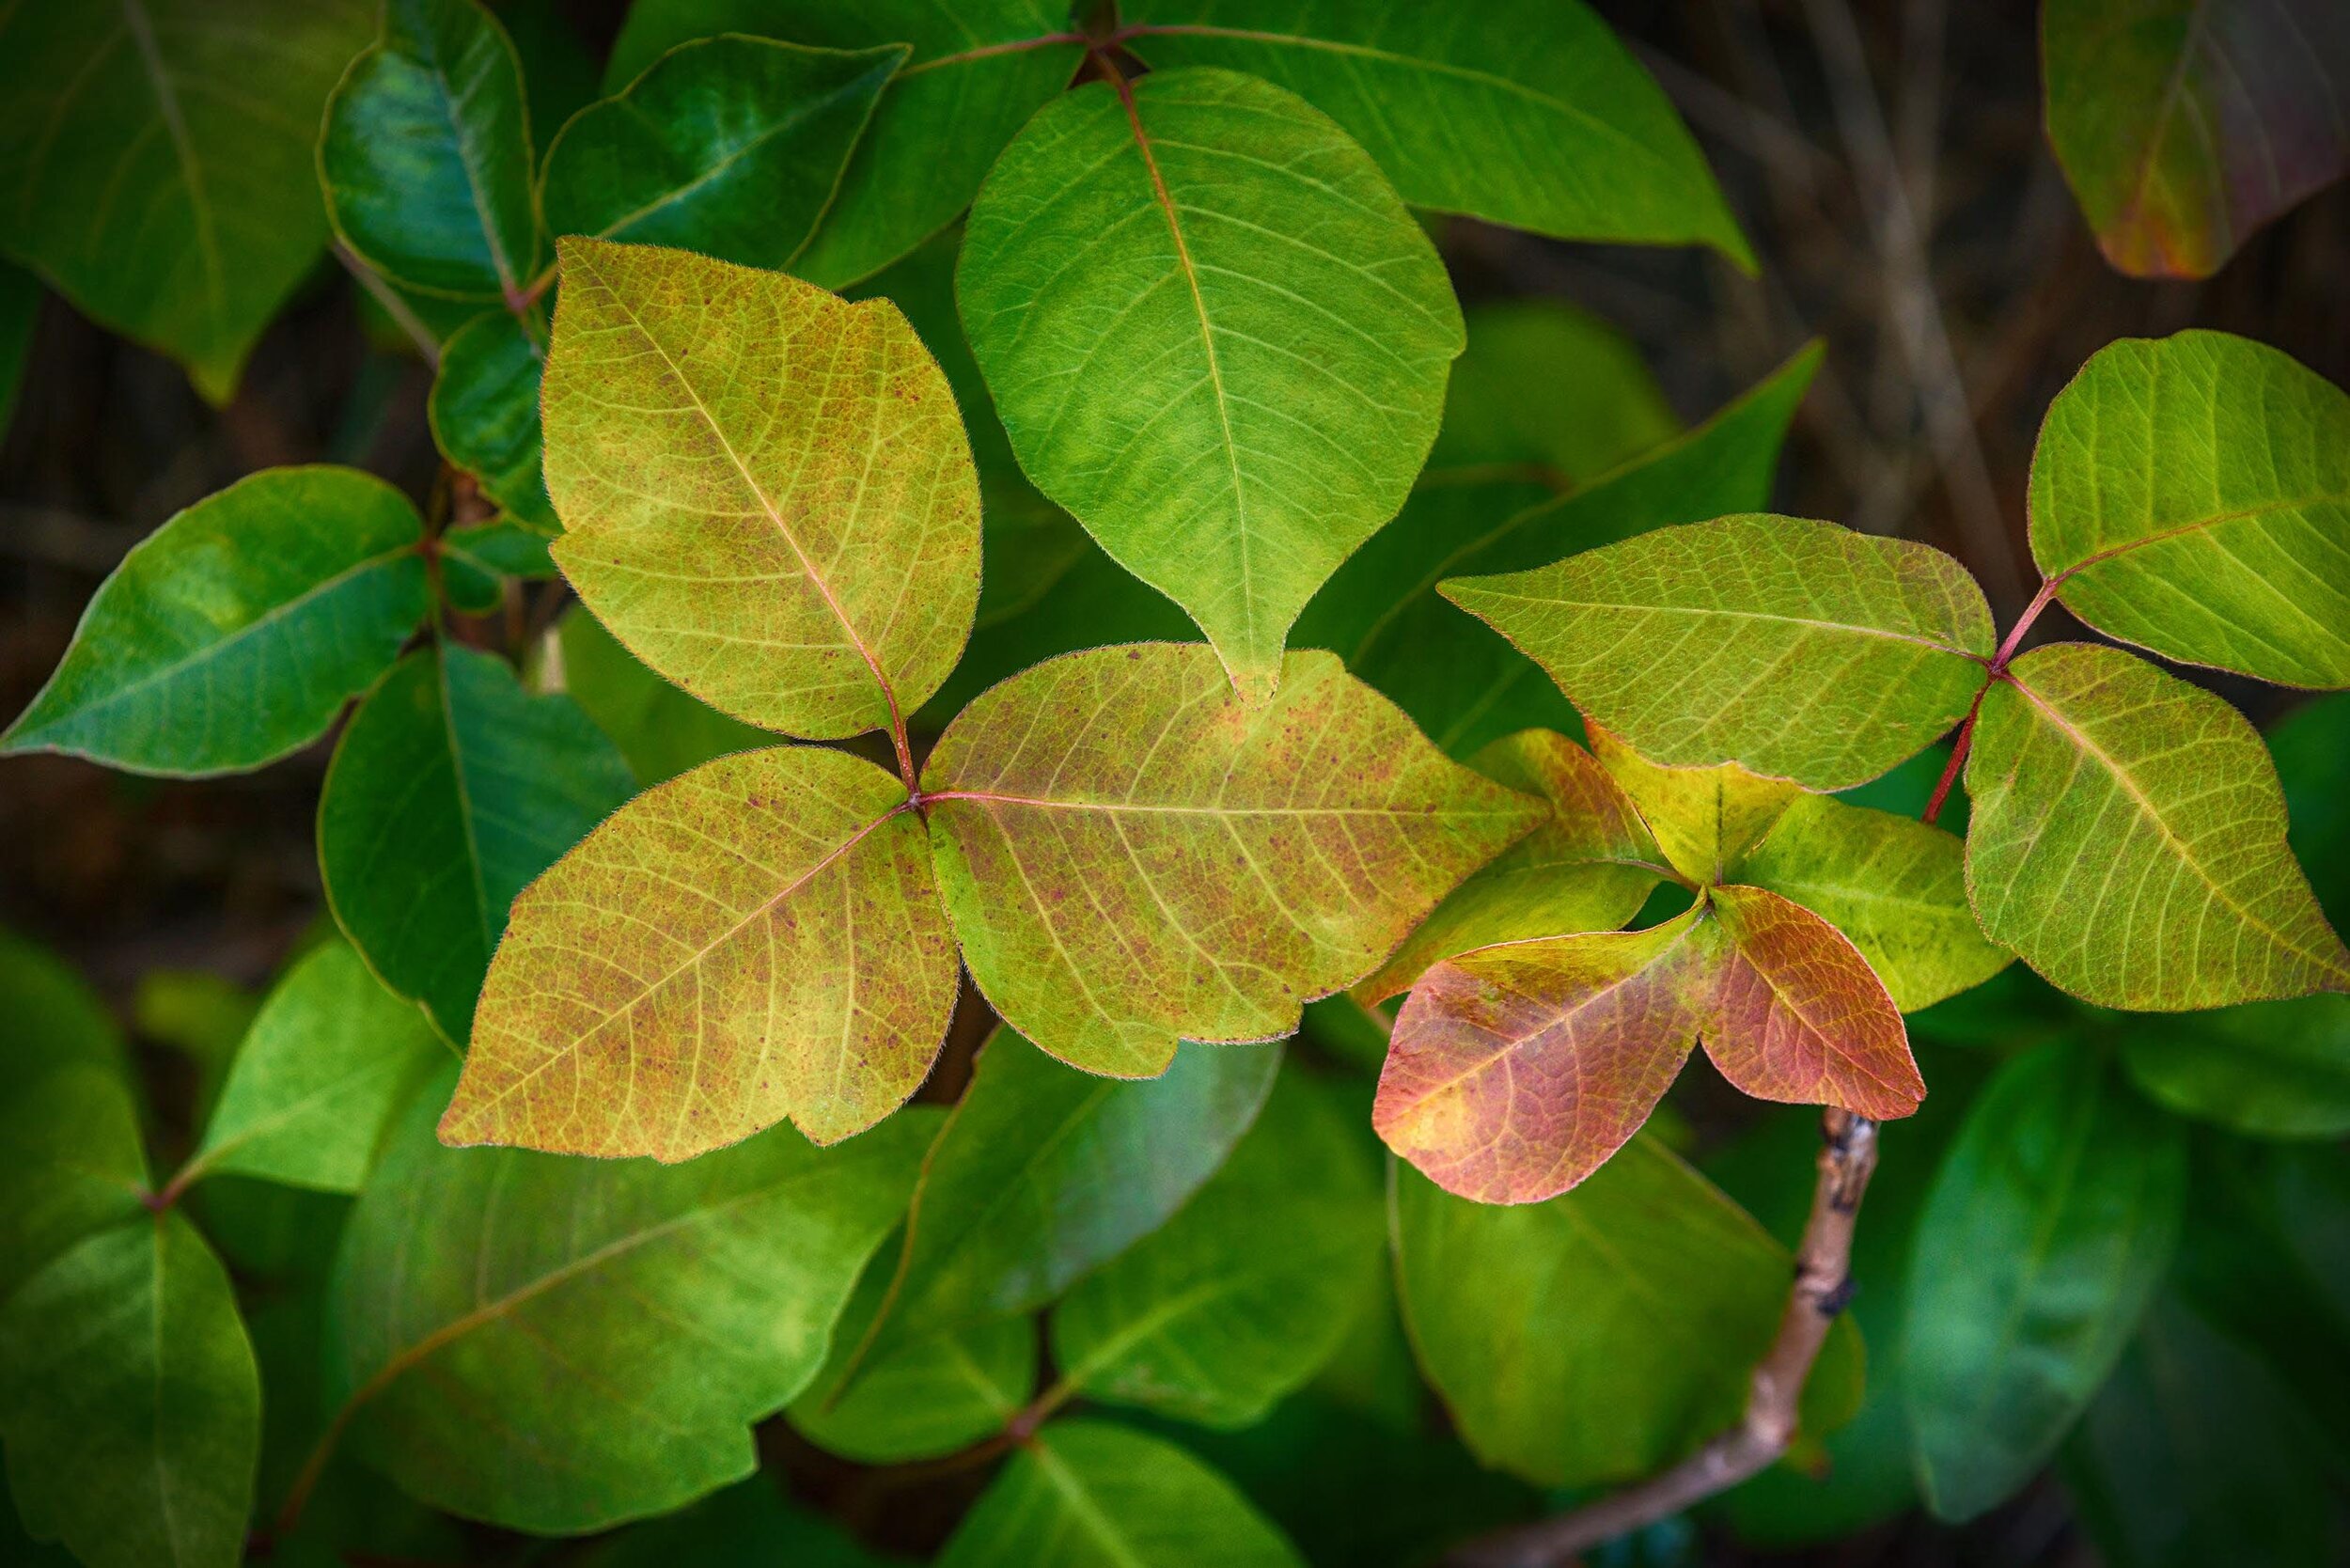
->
319, 644, 635, 1045
2272, 693, 2350, 925
430, 308, 556, 531
1426, 300, 1680, 481
1588, 720, 1803, 886
554, 605, 772, 785
1392, 1137, 1862, 1487
1053, 1067, 1385, 1428
543, 237, 981, 740
1904, 1041, 2187, 1521
854, 1029, 1279, 1366
0, 930, 129, 1090
3, 467, 429, 776
0, 1066, 149, 1303
1445, 513, 1996, 791
1355, 729, 1668, 1002
441, 744, 957, 1158
1734, 792, 2012, 1011
938, 1419, 1306, 1568
2029, 331, 2350, 686
1120, 0, 1752, 268
183, 940, 445, 1194
439, 516, 558, 616
2120, 992, 2350, 1138
606, 2, 1087, 290
2060, 1293, 2343, 1568
582, 1476, 895, 1568
2043, 0, 2350, 278
0, 1215, 258, 1568
958, 67, 1465, 695
329, 1068, 932, 1532
0, 1, 373, 399
1295, 342, 1821, 756
922, 645, 1540, 1076
788, 1254, 1034, 1464
321, 0, 540, 301
542, 37, 904, 269
1965, 642, 2350, 1008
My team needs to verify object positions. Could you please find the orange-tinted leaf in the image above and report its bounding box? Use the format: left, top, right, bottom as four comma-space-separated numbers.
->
1700, 885, 1923, 1120
441, 745, 957, 1160
1373, 911, 1707, 1204
1589, 720, 1802, 885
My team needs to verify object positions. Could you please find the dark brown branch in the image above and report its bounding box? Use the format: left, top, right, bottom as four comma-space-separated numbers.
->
1449, 1109, 1881, 1568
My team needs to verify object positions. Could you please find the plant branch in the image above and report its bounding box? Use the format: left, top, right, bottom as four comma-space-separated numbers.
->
1449, 1109, 1881, 1568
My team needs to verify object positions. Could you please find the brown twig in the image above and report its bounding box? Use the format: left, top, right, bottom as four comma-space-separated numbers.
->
1449, 1109, 1881, 1568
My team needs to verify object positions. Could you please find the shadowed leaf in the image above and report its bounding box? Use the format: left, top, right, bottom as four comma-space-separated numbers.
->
431, 309, 556, 530
543, 237, 980, 741
2121, 992, 2350, 1139
1966, 643, 2349, 1008
554, 605, 772, 786
442, 745, 956, 1159
1445, 514, 1994, 790
2030, 331, 2350, 686
923, 645, 1541, 1076
958, 68, 1464, 696
789, 1258, 1034, 1464
1428, 301, 1680, 480
2044, 0, 2350, 278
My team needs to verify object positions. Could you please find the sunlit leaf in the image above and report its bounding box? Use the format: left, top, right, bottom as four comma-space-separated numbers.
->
1446, 513, 1995, 791
0, 1215, 258, 1568
2043, 0, 2350, 277
1120, 0, 1752, 266
1054, 1068, 1385, 1428
2029, 331, 2350, 686
923, 645, 1539, 1075
442, 744, 956, 1158
1392, 1137, 1862, 1486
321, 0, 540, 300
1588, 720, 1802, 886
1904, 1041, 2186, 1522
1356, 729, 1668, 1002
319, 645, 635, 1045
938, 1420, 1306, 1568
3, 468, 428, 776
553, 605, 771, 786
958, 68, 1464, 695
1965, 642, 2350, 1008
330, 1070, 931, 1531
430, 309, 556, 531
0, 0, 372, 399
543, 237, 980, 740
540, 36, 904, 268
1734, 793, 2011, 1012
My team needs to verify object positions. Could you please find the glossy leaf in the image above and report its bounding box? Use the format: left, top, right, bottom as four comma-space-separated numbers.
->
442, 745, 957, 1159
0, 0, 372, 399
958, 68, 1465, 695
1297, 344, 1821, 756
1966, 642, 2350, 1008
1356, 729, 1668, 1002
1446, 513, 1996, 791
789, 1263, 1034, 1464
853, 1029, 1279, 1364
329, 1070, 931, 1531
938, 1420, 1305, 1568
543, 237, 981, 740
1053, 1068, 1386, 1427
430, 309, 556, 530
0, 1215, 258, 1568
1588, 721, 1802, 886
923, 645, 1540, 1075
439, 516, 558, 615
184, 941, 444, 1194
319, 644, 635, 1045
1904, 1042, 2187, 1521
607, 1, 1086, 290
1375, 911, 1709, 1205
1121, 0, 1752, 266
2029, 331, 2350, 686
2044, 0, 2350, 277
1393, 1138, 1862, 1486
4, 467, 428, 776
541, 37, 903, 269
321, 0, 540, 300
2121, 992, 2350, 1138
1735, 792, 2012, 1011
554, 605, 771, 786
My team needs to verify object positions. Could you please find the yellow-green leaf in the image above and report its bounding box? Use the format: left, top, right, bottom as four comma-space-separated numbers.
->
1588, 720, 1803, 886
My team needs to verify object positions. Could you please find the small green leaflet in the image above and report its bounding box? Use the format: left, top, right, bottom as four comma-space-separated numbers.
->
788, 1261, 1035, 1464
2, 467, 429, 776
430, 310, 556, 530
958, 67, 1465, 697
2029, 331, 2350, 687
553, 606, 772, 786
